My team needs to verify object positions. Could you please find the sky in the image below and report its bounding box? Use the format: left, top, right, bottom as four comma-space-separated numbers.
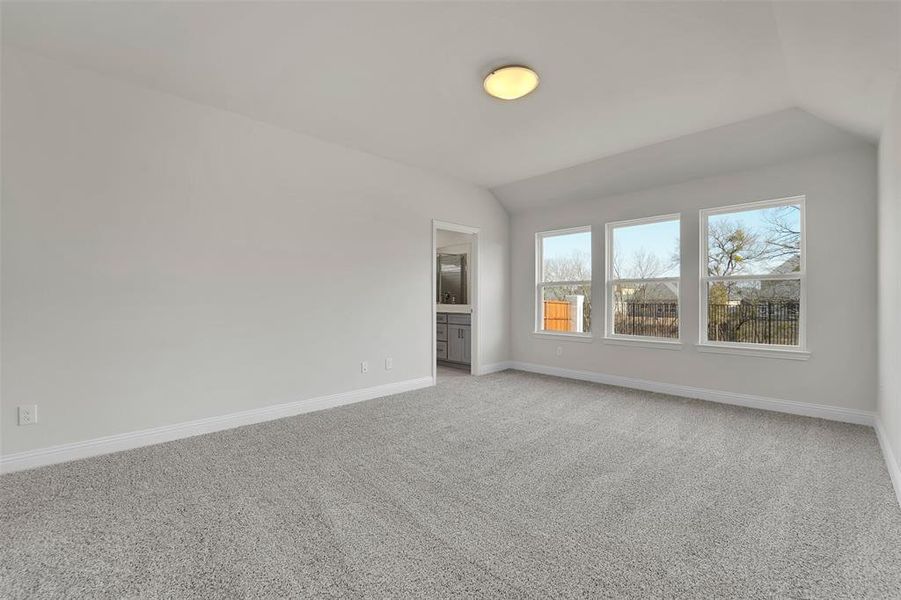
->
708, 203, 799, 237
542, 202, 800, 279
707, 203, 801, 273
613, 219, 679, 278
542, 230, 591, 263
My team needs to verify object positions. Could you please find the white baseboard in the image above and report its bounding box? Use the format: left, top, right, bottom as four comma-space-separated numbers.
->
6, 359, 892, 508
875, 417, 901, 509
478, 361, 513, 375
511, 360, 898, 508
1, 376, 435, 475
509, 361, 876, 426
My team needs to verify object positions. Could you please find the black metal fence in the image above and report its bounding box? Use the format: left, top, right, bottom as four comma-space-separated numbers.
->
707, 301, 799, 346
613, 302, 679, 339
614, 301, 800, 345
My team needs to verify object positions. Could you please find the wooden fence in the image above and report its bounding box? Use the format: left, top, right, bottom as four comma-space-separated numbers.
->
543, 300, 573, 332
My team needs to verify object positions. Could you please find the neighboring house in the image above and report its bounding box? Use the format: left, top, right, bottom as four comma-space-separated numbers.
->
760, 255, 801, 302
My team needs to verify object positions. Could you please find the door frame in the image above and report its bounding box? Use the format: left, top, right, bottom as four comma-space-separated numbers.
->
432, 220, 480, 381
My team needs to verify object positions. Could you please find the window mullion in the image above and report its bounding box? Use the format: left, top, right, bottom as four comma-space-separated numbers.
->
540, 280, 591, 287
611, 277, 680, 285
703, 273, 804, 282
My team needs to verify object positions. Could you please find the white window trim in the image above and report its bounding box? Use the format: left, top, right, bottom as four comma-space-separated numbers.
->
604, 213, 682, 345
535, 226, 593, 337
532, 331, 594, 343
695, 343, 810, 360
698, 195, 807, 357
603, 337, 682, 351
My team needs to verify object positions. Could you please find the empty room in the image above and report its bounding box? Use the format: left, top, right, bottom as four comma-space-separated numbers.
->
2, 1, 901, 598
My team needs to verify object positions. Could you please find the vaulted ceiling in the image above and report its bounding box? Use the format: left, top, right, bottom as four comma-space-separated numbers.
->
492, 108, 872, 212
3, 1, 898, 191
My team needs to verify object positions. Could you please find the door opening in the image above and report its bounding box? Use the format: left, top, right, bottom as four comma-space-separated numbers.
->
432, 220, 479, 381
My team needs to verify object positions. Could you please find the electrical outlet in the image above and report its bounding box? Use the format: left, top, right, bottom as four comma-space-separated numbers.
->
361, 361, 368, 374
385, 357, 393, 371
18, 405, 38, 426
555, 346, 563, 357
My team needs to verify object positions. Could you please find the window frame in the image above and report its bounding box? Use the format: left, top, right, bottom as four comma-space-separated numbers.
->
534, 225, 593, 339
604, 213, 682, 346
698, 195, 808, 356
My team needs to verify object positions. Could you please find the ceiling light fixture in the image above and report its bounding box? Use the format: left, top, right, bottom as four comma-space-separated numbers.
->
483, 65, 539, 100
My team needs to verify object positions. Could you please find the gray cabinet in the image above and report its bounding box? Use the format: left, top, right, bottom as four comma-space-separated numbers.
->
447, 324, 466, 362
437, 312, 471, 366
462, 327, 471, 363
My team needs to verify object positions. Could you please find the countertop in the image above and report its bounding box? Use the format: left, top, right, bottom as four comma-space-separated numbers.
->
436, 304, 471, 314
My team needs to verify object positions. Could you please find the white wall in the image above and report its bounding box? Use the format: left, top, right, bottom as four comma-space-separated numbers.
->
0, 49, 510, 455
878, 77, 901, 472
436, 229, 472, 248
511, 145, 878, 412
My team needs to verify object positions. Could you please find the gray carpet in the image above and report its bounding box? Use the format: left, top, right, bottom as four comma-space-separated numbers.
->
2, 370, 900, 599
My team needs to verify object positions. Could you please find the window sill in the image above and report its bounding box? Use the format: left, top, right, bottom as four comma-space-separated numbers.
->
532, 331, 594, 343
602, 337, 683, 351
695, 343, 810, 361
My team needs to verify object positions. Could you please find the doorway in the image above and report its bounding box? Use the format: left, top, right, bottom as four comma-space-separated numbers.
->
432, 220, 479, 382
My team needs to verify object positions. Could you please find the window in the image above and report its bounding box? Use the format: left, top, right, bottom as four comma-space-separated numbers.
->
605, 215, 681, 341
536, 227, 591, 335
700, 196, 805, 350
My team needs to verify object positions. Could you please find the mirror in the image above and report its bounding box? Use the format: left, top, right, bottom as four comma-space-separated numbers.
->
437, 253, 467, 304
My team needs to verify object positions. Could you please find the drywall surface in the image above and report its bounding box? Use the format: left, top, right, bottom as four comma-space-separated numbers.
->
1, 49, 509, 454
510, 146, 878, 411
492, 108, 869, 213
878, 77, 901, 468
436, 229, 472, 247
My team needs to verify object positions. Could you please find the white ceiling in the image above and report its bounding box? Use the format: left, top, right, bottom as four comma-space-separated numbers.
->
3, 1, 898, 190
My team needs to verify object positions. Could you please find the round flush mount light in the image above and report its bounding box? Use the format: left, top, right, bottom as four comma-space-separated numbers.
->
483, 65, 539, 100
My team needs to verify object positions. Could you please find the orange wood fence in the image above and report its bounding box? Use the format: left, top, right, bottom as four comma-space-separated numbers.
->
543, 300, 573, 332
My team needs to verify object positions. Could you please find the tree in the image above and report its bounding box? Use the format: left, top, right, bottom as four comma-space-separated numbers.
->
612, 246, 663, 280
612, 245, 670, 303
544, 249, 591, 282
708, 208, 801, 279
706, 208, 801, 343
761, 205, 801, 267
544, 249, 592, 331
706, 219, 767, 278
